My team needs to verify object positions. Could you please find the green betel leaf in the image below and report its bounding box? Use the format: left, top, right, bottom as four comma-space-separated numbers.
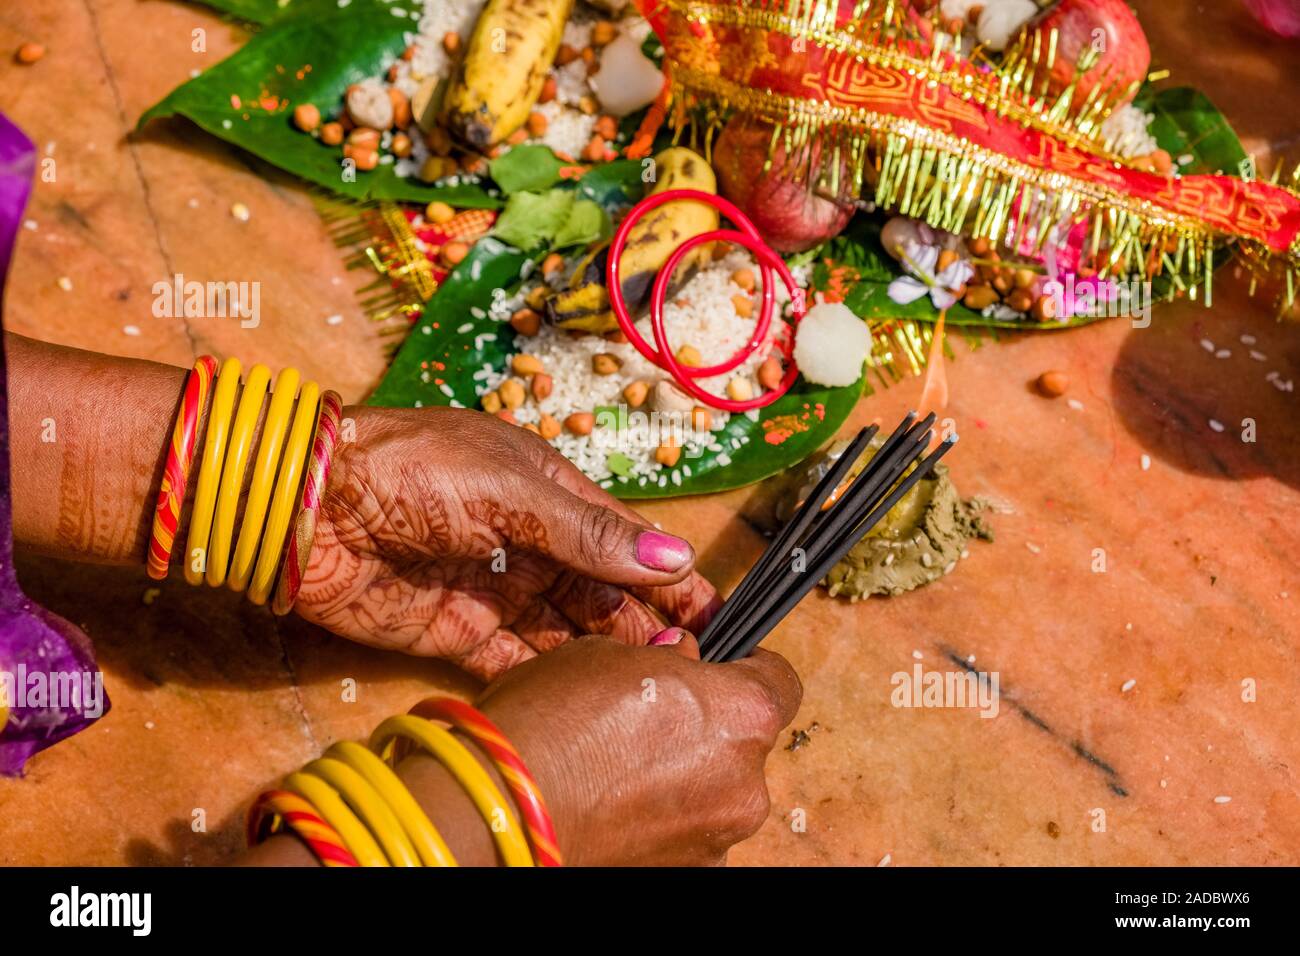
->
368, 228, 861, 499
488, 145, 568, 195
488, 160, 640, 250
574, 159, 646, 207
614, 379, 862, 500
189, 0, 293, 25
492, 190, 576, 251
554, 199, 610, 250
369, 235, 530, 409
139, 0, 500, 207
1135, 86, 1249, 176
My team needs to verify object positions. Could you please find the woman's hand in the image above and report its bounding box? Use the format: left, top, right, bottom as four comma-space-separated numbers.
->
471, 634, 803, 865
244, 633, 802, 867
294, 406, 720, 679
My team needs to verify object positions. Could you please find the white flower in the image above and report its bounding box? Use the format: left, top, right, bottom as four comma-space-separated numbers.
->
887, 239, 975, 310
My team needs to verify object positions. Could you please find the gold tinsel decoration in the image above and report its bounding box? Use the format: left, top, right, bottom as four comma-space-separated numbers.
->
314, 195, 438, 353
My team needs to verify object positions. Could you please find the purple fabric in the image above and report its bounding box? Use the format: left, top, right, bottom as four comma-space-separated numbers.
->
0, 112, 109, 775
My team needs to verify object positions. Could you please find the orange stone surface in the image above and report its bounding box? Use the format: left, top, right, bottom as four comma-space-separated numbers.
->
0, 0, 1296, 865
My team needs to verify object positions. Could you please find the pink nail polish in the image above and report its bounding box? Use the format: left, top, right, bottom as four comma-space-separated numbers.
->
649, 627, 686, 646
635, 530, 693, 573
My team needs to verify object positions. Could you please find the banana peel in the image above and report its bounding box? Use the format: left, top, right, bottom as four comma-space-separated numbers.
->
546, 147, 720, 334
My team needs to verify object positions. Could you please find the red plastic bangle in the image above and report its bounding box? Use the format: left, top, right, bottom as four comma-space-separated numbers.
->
271, 390, 343, 616
609, 190, 777, 376
651, 228, 802, 411
606, 188, 805, 411
147, 355, 218, 579
408, 697, 563, 867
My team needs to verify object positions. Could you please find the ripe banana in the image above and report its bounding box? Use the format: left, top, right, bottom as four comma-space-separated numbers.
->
442, 0, 573, 150
546, 147, 720, 334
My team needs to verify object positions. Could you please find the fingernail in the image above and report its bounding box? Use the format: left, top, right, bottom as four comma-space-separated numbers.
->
635, 530, 693, 573
649, 627, 686, 647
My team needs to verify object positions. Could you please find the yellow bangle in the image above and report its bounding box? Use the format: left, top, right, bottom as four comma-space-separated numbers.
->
326, 741, 457, 867
370, 715, 534, 867
207, 364, 271, 587
283, 770, 389, 867
301, 756, 420, 866
246, 382, 319, 606
228, 367, 300, 593
184, 358, 242, 585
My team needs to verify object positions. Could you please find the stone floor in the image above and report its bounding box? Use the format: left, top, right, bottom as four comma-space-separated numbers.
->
0, 0, 1296, 865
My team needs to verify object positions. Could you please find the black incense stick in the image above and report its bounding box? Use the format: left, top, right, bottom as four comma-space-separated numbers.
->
704, 418, 936, 664
702, 426, 935, 665
697, 411, 957, 665
697, 425, 874, 649
719, 437, 958, 663
702, 414, 932, 662
697, 423, 880, 652
698, 411, 921, 656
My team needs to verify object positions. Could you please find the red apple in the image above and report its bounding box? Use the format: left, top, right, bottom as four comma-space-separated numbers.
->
712, 116, 856, 254
1026, 0, 1151, 108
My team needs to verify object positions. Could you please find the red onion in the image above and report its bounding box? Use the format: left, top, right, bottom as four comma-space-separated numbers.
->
712, 116, 856, 254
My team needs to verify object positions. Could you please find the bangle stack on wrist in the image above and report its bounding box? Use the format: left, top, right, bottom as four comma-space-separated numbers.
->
145, 354, 340, 613
247, 698, 561, 867
152, 362, 563, 866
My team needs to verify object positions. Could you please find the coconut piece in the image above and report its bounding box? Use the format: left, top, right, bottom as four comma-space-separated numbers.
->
651, 379, 694, 413
347, 79, 395, 131
590, 33, 664, 117
792, 302, 872, 387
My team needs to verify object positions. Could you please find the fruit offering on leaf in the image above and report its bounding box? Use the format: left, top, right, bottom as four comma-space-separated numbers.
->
881, 216, 1063, 322
291, 3, 635, 186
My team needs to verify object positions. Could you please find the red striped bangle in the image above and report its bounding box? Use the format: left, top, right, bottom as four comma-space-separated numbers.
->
247, 789, 359, 867
147, 355, 217, 579
409, 697, 563, 866
271, 390, 343, 616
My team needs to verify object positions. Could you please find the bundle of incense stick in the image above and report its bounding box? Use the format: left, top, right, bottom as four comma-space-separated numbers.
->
697, 412, 956, 663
